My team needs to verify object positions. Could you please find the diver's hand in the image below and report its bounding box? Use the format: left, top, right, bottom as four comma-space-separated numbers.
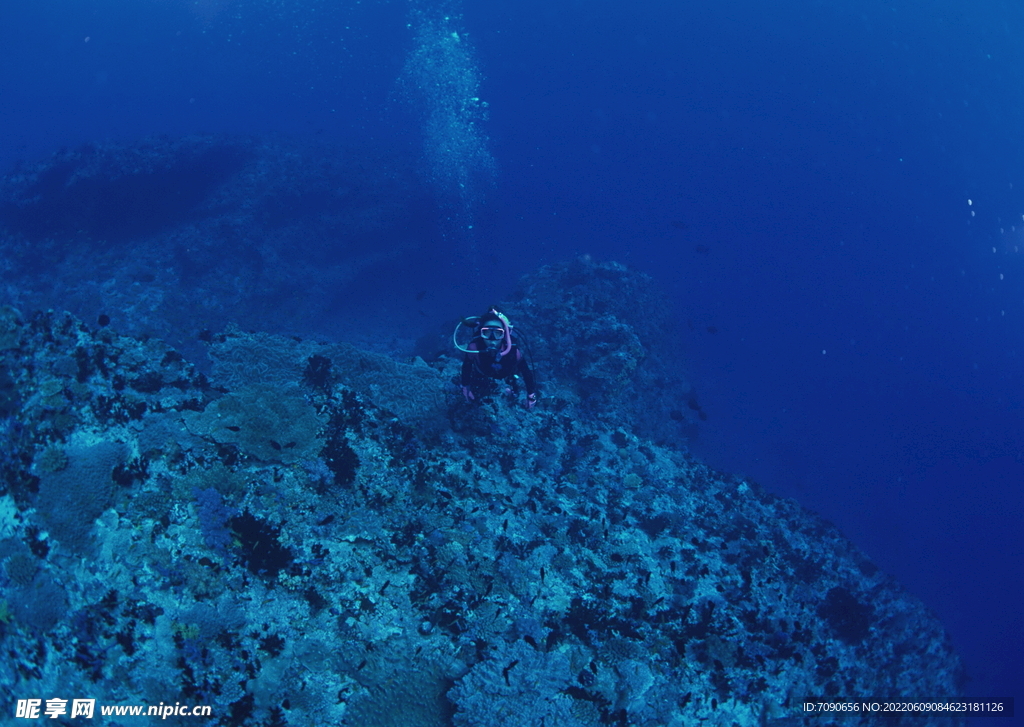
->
526, 393, 538, 411
462, 386, 475, 402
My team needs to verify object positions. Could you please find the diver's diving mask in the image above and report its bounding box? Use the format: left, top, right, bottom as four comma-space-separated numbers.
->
479, 326, 506, 340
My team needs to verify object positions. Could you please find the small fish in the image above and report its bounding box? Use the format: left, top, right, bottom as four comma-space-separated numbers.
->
671, 220, 689, 230
694, 244, 710, 255
416, 290, 427, 301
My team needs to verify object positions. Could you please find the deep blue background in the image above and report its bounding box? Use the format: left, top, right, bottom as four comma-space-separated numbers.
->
2, 0, 1021, 712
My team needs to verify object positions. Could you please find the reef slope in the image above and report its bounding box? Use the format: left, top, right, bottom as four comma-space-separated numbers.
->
0, 262, 963, 726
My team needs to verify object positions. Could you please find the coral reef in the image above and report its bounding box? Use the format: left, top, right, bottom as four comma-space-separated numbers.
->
0, 272, 964, 726
498, 257, 695, 444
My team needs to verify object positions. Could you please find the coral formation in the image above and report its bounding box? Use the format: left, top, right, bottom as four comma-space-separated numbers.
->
0, 266, 964, 726
497, 257, 694, 443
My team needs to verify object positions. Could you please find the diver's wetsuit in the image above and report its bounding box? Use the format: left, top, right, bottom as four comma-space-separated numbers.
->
460, 340, 536, 399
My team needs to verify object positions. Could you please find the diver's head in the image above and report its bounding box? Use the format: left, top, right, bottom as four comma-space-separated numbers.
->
478, 318, 506, 351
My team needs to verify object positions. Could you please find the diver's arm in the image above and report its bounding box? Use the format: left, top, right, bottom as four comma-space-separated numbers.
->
461, 343, 482, 401
516, 349, 537, 397
460, 355, 476, 401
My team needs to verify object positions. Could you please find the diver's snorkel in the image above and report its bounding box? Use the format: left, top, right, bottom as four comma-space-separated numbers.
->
490, 309, 513, 357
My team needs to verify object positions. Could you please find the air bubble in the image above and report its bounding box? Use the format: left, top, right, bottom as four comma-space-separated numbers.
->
399, 4, 496, 250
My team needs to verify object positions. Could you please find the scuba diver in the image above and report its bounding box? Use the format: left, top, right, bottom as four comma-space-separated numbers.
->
454, 308, 538, 410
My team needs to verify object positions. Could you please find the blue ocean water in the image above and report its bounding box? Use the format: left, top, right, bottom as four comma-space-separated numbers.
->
2, 0, 1020, 718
